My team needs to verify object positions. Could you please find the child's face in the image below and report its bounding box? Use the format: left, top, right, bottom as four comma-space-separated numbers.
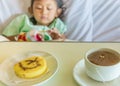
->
32, 0, 59, 26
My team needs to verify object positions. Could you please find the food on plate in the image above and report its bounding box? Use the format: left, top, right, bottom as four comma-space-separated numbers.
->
14, 56, 47, 79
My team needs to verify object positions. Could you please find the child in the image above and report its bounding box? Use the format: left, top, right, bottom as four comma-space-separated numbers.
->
2, 0, 67, 41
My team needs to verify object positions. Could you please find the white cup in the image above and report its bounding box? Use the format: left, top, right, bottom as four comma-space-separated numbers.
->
85, 48, 120, 82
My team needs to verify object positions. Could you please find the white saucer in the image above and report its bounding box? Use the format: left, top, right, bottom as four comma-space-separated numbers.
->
0, 51, 58, 86
73, 59, 120, 86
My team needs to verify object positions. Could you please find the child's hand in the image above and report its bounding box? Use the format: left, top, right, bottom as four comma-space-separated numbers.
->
47, 28, 63, 40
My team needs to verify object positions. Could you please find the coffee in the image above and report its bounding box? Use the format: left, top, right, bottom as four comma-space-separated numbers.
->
88, 50, 120, 66
85, 48, 120, 82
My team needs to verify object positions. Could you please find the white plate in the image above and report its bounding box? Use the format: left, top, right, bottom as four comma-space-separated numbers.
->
0, 51, 58, 86
73, 59, 120, 86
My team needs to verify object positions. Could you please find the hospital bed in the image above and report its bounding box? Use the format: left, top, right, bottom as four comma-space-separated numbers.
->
0, 0, 120, 41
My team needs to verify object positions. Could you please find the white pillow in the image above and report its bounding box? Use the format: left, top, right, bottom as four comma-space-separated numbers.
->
0, 0, 30, 34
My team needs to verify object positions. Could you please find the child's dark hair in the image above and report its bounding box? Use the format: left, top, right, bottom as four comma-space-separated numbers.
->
31, 0, 63, 8
30, 0, 63, 25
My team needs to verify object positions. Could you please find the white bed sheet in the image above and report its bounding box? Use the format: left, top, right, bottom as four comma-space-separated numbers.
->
62, 0, 93, 41
92, 0, 120, 41
0, 0, 120, 41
